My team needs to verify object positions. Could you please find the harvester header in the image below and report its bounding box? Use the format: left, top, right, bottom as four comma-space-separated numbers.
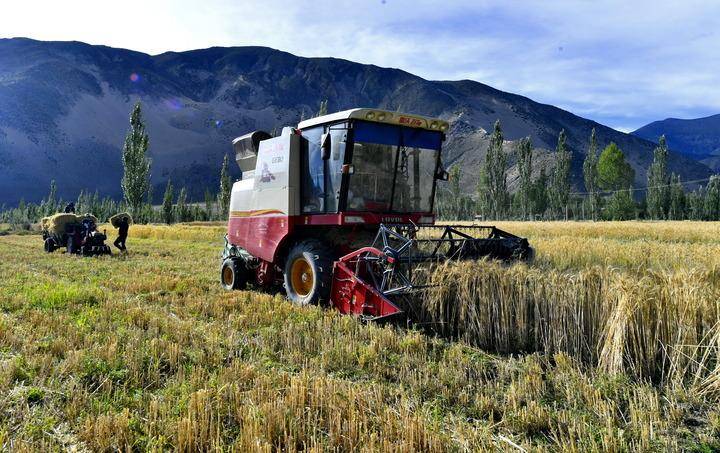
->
220, 108, 532, 321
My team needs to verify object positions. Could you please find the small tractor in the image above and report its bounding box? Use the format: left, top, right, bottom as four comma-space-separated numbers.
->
221, 108, 532, 321
41, 213, 112, 256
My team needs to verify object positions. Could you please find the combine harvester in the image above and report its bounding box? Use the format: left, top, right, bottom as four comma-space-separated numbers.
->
221, 108, 532, 321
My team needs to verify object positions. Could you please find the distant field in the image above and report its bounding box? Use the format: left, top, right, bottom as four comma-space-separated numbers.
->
1, 222, 719, 451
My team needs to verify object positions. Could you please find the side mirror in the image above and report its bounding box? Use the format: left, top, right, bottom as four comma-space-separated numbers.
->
436, 169, 450, 181
321, 132, 331, 159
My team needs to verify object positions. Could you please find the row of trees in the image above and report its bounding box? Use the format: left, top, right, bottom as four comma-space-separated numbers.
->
439, 121, 574, 220
1, 102, 234, 227
4, 104, 720, 225
0, 177, 231, 227
437, 120, 720, 221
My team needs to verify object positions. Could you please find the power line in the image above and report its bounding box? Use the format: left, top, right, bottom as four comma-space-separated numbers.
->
569, 176, 716, 196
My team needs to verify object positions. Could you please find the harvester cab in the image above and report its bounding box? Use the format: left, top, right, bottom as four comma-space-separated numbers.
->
221, 108, 532, 321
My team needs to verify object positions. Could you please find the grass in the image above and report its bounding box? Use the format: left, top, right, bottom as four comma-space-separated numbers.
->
0, 222, 719, 451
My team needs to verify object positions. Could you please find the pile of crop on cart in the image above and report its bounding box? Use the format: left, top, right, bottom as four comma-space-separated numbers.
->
41, 212, 112, 256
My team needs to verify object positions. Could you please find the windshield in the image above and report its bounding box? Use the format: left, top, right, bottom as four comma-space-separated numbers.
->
347, 121, 441, 213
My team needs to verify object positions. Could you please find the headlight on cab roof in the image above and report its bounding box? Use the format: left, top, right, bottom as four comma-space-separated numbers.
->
440, 123, 448, 131
430, 122, 439, 129
377, 113, 386, 121
366, 111, 376, 120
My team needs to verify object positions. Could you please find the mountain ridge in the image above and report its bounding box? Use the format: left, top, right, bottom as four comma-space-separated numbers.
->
0, 37, 712, 205
633, 114, 720, 170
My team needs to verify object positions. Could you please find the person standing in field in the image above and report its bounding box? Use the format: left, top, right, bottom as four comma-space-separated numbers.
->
113, 216, 130, 251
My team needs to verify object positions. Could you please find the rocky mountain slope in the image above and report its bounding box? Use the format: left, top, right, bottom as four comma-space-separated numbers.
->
0, 37, 712, 205
633, 114, 720, 171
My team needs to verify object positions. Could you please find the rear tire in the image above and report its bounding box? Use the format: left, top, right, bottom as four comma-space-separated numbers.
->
283, 239, 334, 306
221, 258, 247, 290
44, 238, 55, 253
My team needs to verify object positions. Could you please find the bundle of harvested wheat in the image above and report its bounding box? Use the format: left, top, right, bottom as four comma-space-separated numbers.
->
77, 213, 98, 224
43, 213, 80, 235
40, 216, 51, 232
109, 212, 133, 228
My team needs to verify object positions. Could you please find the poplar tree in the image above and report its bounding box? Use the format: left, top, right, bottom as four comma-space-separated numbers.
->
204, 188, 214, 220
668, 173, 686, 220
476, 169, 491, 220
582, 128, 599, 220
516, 137, 533, 220
530, 165, 549, 218
688, 188, 705, 220
176, 187, 188, 223
449, 165, 462, 219
121, 102, 151, 218
44, 180, 58, 215
485, 120, 508, 219
218, 154, 232, 217
704, 175, 720, 220
646, 135, 670, 219
550, 130, 571, 219
317, 99, 328, 117
162, 180, 174, 225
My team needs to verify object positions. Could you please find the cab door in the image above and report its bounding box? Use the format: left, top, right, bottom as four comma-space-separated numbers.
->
300, 123, 348, 214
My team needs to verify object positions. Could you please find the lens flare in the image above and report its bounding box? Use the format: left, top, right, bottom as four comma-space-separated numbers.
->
130, 73, 140, 82
164, 98, 183, 110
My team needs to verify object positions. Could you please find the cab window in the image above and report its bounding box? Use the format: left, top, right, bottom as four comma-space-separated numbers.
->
300, 127, 324, 213
300, 123, 347, 213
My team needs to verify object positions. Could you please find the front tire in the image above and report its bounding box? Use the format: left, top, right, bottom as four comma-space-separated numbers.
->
283, 240, 334, 306
221, 258, 247, 290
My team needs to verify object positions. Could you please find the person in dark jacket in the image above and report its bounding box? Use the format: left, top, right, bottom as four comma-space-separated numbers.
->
64, 202, 76, 213
113, 216, 129, 251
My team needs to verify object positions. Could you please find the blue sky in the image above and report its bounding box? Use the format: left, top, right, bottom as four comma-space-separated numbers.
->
2, 0, 719, 131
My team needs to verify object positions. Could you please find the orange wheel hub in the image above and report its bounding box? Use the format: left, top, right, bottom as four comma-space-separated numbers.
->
222, 266, 234, 286
290, 257, 314, 296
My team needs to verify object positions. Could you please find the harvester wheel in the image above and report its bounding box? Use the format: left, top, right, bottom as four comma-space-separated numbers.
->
44, 238, 56, 253
221, 258, 247, 291
284, 240, 333, 306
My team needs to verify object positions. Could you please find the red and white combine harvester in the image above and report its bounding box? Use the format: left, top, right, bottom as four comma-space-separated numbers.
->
221, 108, 532, 321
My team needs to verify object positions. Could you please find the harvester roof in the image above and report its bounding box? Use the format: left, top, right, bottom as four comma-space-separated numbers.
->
297, 108, 449, 133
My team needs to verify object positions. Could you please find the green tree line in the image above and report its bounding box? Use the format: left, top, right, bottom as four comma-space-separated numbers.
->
1, 102, 232, 228
436, 120, 720, 221
4, 107, 720, 226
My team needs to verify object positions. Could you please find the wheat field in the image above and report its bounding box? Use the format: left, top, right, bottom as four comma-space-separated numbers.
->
1, 222, 719, 451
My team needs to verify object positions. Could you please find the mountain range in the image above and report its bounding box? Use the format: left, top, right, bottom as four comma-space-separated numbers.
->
633, 114, 720, 171
0, 37, 713, 205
